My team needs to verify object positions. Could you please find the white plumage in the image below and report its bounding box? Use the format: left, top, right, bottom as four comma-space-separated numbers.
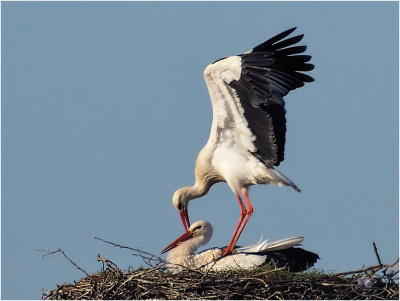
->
172, 28, 314, 256
161, 221, 318, 273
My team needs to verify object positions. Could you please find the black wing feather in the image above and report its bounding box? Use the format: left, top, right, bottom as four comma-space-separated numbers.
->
252, 27, 297, 51
272, 34, 304, 50
229, 28, 314, 166
261, 247, 320, 272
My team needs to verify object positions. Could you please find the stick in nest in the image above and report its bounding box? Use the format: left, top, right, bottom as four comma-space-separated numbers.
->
38, 247, 90, 277
373, 240, 383, 266
333, 241, 398, 278
97, 253, 119, 271
93, 236, 164, 267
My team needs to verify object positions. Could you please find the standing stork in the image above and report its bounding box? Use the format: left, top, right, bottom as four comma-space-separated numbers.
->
172, 28, 314, 256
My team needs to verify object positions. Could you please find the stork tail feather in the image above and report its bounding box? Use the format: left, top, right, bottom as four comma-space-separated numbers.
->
265, 248, 320, 272
268, 169, 301, 192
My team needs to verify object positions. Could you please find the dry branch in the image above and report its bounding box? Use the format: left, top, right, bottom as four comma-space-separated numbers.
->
39, 248, 90, 277
373, 241, 383, 266
93, 236, 163, 265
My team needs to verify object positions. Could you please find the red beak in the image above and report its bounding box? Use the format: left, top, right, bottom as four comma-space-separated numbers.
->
161, 230, 193, 254
180, 210, 191, 231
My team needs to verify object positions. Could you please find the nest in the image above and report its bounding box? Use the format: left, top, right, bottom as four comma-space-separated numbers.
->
43, 260, 399, 300
41, 238, 399, 300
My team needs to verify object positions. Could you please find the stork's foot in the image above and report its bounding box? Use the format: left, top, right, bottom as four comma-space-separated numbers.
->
222, 248, 230, 257
222, 248, 236, 257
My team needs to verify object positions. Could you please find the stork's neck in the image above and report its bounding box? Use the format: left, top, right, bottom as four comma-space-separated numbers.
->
183, 181, 211, 201
167, 234, 206, 271
170, 235, 204, 256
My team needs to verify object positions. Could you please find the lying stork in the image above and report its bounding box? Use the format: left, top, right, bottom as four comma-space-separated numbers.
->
161, 220, 319, 273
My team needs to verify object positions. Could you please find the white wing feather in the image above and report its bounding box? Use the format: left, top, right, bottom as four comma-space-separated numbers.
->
198, 237, 304, 272
203, 56, 257, 152
236, 236, 304, 253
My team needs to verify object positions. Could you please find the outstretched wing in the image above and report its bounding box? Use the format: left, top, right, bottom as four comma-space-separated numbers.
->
204, 27, 314, 167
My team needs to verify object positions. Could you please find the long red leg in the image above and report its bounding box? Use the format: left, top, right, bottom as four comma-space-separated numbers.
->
232, 188, 253, 247
222, 194, 247, 256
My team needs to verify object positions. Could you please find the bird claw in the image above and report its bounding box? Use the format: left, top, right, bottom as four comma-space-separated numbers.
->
222, 248, 236, 257
222, 248, 230, 257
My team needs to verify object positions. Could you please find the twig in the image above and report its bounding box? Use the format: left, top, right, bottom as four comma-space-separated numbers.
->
373, 241, 383, 266
39, 248, 90, 277
253, 266, 286, 277
334, 241, 398, 278
97, 253, 119, 271
93, 236, 163, 262
334, 259, 399, 277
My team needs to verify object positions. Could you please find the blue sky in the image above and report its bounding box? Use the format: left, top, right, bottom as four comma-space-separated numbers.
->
2, 1, 399, 299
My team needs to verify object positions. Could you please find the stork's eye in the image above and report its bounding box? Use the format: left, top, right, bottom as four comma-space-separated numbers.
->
192, 225, 202, 232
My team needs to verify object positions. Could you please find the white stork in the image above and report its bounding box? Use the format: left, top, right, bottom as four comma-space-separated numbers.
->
172, 28, 314, 256
161, 220, 319, 273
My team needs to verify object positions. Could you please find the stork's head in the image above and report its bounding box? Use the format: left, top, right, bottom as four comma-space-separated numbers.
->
161, 220, 213, 254
172, 188, 191, 231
